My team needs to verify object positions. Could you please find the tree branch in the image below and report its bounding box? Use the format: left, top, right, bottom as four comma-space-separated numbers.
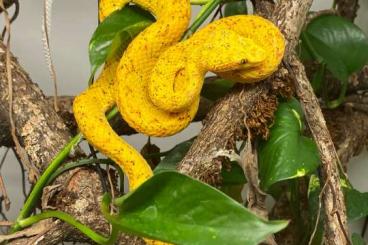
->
0, 41, 143, 244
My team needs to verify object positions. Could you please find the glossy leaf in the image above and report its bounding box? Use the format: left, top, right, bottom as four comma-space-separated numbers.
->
352, 233, 365, 245
258, 99, 320, 190
109, 171, 288, 245
154, 139, 194, 173
220, 162, 247, 202
88, 6, 154, 76
300, 15, 368, 81
345, 187, 368, 221
310, 63, 326, 95
201, 78, 235, 101
224, 1, 248, 17
221, 162, 247, 185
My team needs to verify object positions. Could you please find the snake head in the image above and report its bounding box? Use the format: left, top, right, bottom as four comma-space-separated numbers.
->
199, 28, 267, 73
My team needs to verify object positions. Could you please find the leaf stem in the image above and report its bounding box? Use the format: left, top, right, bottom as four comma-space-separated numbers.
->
11, 133, 82, 232
12, 107, 119, 232
190, 0, 211, 5
17, 210, 118, 245
46, 158, 124, 192
183, 0, 223, 39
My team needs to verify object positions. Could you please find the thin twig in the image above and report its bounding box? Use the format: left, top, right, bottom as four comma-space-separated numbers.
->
0, 148, 9, 169
308, 177, 329, 245
1, 0, 19, 39
0, 221, 12, 226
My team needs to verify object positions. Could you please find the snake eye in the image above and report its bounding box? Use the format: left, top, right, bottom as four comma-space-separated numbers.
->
240, 59, 247, 65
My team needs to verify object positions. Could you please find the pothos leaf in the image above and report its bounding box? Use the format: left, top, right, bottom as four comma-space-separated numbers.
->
258, 98, 320, 190
224, 0, 248, 17
201, 78, 235, 101
300, 15, 368, 78
154, 139, 194, 174
108, 171, 288, 245
88, 6, 154, 77
352, 233, 366, 245
345, 187, 368, 221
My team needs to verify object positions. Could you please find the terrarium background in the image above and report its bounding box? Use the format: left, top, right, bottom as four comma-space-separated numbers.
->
0, 0, 367, 240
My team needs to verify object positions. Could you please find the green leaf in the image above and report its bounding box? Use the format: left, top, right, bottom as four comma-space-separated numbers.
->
301, 15, 368, 77
307, 175, 324, 245
258, 98, 320, 190
221, 162, 247, 186
352, 233, 366, 245
154, 139, 194, 173
201, 78, 235, 101
310, 63, 326, 95
88, 6, 154, 76
220, 162, 247, 202
224, 1, 248, 17
345, 187, 368, 221
109, 171, 288, 245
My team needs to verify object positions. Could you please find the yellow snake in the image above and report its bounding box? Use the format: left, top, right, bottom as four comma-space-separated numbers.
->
73, 0, 285, 243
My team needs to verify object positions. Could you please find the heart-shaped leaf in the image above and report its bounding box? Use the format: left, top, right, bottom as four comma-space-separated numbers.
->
345, 187, 368, 221
108, 171, 288, 245
301, 15, 368, 78
224, 1, 248, 17
352, 233, 365, 245
258, 98, 320, 190
154, 139, 194, 174
89, 6, 154, 76
201, 78, 235, 101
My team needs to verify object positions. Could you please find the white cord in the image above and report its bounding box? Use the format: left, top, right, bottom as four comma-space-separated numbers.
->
42, 0, 59, 111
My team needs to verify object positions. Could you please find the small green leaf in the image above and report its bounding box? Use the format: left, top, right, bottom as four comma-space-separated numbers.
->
352, 233, 366, 245
224, 1, 248, 17
201, 78, 235, 101
301, 15, 368, 77
310, 63, 326, 95
345, 187, 368, 221
109, 171, 288, 245
220, 162, 247, 202
88, 6, 154, 76
154, 139, 194, 173
258, 98, 320, 190
221, 162, 247, 186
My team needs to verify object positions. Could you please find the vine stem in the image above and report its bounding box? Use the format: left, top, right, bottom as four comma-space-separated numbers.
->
11, 108, 119, 232
190, 0, 211, 5
11, 133, 82, 232
183, 0, 222, 39
18, 210, 119, 245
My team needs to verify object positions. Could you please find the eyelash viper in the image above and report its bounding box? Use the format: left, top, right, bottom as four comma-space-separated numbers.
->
73, 0, 285, 243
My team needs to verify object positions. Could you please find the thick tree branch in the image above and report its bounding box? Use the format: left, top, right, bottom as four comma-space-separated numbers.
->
277, 0, 349, 242
0, 41, 143, 244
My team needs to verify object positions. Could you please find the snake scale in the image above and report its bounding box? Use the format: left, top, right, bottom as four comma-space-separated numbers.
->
73, 0, 284, 243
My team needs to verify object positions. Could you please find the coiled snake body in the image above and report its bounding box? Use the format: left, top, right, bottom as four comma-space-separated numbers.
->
73, 0, 284, 243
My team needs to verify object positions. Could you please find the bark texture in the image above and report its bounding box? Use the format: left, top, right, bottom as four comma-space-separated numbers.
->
277, 0, 349, 242
0, 41, 143, 244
